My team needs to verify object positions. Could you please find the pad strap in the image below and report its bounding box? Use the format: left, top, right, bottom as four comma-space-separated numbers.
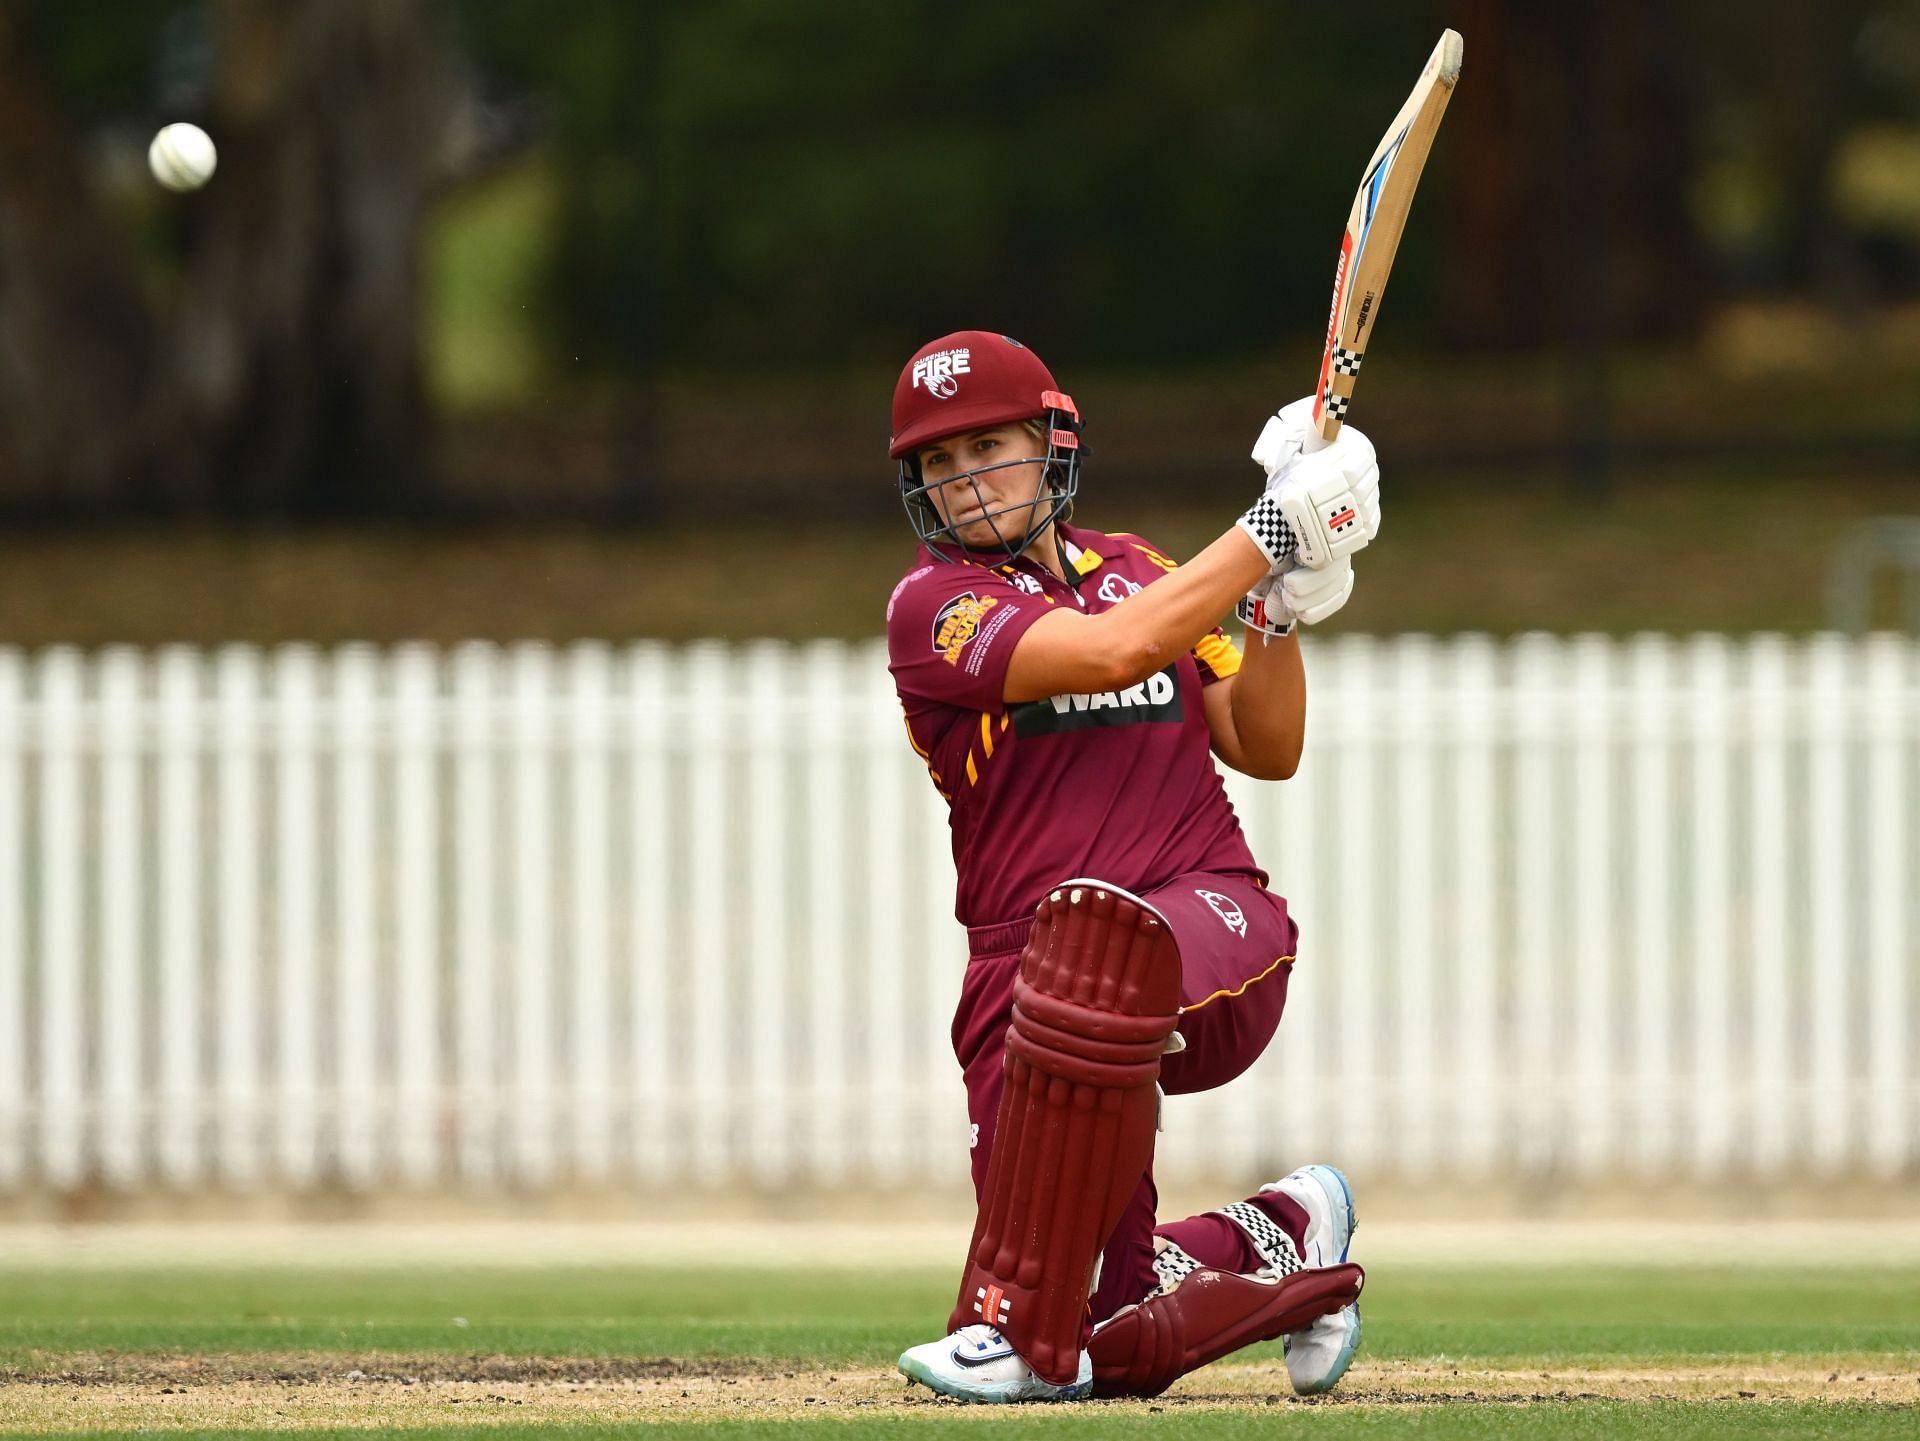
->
1218, 1201, 1304, 1276
1147, 1241, 1203, 1299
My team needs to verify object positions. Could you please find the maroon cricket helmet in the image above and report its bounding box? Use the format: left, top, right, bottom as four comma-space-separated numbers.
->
889, 331, 1074, 459
888, 331, 1085, 562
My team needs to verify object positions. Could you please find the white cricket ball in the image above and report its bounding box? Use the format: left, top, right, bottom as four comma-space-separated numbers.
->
148, 122, 218, 193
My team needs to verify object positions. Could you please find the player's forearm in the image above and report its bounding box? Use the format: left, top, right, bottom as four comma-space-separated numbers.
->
1227, 626, 1306, 779
1088, 528, 1272, 689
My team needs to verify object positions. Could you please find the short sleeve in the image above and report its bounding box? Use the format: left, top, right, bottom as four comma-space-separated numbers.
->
886, 564, 1050, 712
1191, 627, 1242, 686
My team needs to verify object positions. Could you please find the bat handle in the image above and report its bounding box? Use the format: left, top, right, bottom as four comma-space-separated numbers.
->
1301, 425, 1334, 455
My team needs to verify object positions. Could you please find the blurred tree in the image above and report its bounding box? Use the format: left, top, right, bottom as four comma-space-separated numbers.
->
0, 4, 163, 512
2, 0, 1911, 523
0, 0, 448, 518
1441, 0, 1710, 351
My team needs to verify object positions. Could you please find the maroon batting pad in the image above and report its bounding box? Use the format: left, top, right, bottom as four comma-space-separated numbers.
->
948, 882, 1183, 1386
1089, 1262, 1365, 1398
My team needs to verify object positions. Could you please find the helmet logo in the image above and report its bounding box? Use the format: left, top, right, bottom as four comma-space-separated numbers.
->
911, 347, 971, 399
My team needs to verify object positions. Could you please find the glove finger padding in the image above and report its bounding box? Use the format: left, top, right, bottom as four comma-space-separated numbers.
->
1281, 556, 1354, 625
1275, 427, 1379, 570
1250, 396, 1318, 481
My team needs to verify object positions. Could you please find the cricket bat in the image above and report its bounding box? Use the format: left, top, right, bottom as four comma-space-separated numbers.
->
1309, 29, 1463, 446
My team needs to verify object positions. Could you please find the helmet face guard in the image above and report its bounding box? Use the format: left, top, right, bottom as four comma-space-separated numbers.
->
897, 392, 1082, 563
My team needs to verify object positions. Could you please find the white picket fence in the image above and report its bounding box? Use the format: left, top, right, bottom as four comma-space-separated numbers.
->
0, 635, 1914, 1194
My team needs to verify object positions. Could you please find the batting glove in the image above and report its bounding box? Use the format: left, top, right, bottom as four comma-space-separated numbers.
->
1275, 430, 1380, 570
1250, 397, 1382, 572
1249, 396, 1319, 481
1237, 556, 1356, 640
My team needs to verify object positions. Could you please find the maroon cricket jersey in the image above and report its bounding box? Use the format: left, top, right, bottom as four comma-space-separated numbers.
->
885, 522, 1264, 929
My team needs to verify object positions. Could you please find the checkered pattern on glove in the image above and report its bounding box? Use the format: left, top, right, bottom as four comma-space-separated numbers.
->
1236, 493, 1298, 568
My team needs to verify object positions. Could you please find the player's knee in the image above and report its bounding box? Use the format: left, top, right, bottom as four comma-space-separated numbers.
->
1026, 876, 1183, 998
1011, 878, 1183, 1087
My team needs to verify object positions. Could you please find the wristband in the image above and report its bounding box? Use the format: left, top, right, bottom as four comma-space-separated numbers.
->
1235, 493, 1298, 568
1235, 591, 1295, 639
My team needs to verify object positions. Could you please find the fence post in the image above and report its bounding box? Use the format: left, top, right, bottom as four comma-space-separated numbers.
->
274, 647, 321, 1187
334, 646, 380, 1186
627, 642, 673, 1183
214, 645, 263, 1188
37, 649, 83, 1189
452, 643, 499, 1187
508, 644, 556, 1188
684, 643, 731, 1185
566, 642, 614, 1185
98, 648, 145, 1187
744, 641, 792, 1182
156, 647, 203, 1188
1747, 636, 1791, 1172
393, 643, 442, 1187
1688, 634, 1734, 1176
1629, 633, 1675, 1175
1806, 634, 1851, 1173
1511, 633, 1560, 1173
1451, 634, 1497, 1176
1863, 635, 1912, 1175
1569, 634, 1615, 1176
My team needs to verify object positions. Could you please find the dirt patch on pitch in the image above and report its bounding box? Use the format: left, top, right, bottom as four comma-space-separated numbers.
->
2, 1357, 1916, 1430
5, 1352, 762, 1386
1188, 1359, 1920, 1408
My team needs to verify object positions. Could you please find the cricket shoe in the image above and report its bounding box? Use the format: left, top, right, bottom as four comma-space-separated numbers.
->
898, 1323, 1093, 1403
1260, 1163, 1360, 1394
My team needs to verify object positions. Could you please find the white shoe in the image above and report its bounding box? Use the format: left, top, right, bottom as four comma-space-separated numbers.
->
1261, 1163, 1361, 1395
898, 1323, 1093, 1404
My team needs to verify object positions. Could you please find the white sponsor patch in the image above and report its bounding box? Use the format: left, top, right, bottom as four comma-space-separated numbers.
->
1097, 573, 1142, 604
911, 347, 971, 399
1195, 888, 1248, 938
1048, 669, 1176, 715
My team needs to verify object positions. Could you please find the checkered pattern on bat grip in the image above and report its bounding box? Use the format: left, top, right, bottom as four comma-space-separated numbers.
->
1330, 347, 1363, 377
1218, 1201, 1303, 1276
1236, 493, 1298, 567
1145, 1241, 1204, 1300
1319, 387, 1352, 421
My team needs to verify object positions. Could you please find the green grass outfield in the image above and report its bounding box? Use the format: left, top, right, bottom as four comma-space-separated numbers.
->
2, 1244, 1917, 1439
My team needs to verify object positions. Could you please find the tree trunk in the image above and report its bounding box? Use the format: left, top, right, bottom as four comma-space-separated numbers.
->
0, 0, 447, 519
179, 0, 447, 518
0, 8, 166, 511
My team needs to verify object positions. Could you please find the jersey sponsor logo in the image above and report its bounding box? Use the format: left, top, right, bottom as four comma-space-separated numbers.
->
1010, 663, 1183, 737
1006, 571, 1044, 595
1096, 572, 1141, 604
911, 347, 971, 399
931, 591, 998, 665
1195, 888, 1248, 938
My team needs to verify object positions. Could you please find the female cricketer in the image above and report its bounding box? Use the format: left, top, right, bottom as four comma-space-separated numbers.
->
883, 331, 1381, 1402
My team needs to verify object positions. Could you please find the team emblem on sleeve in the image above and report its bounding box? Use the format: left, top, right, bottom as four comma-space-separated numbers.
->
931, 592, 999, 665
